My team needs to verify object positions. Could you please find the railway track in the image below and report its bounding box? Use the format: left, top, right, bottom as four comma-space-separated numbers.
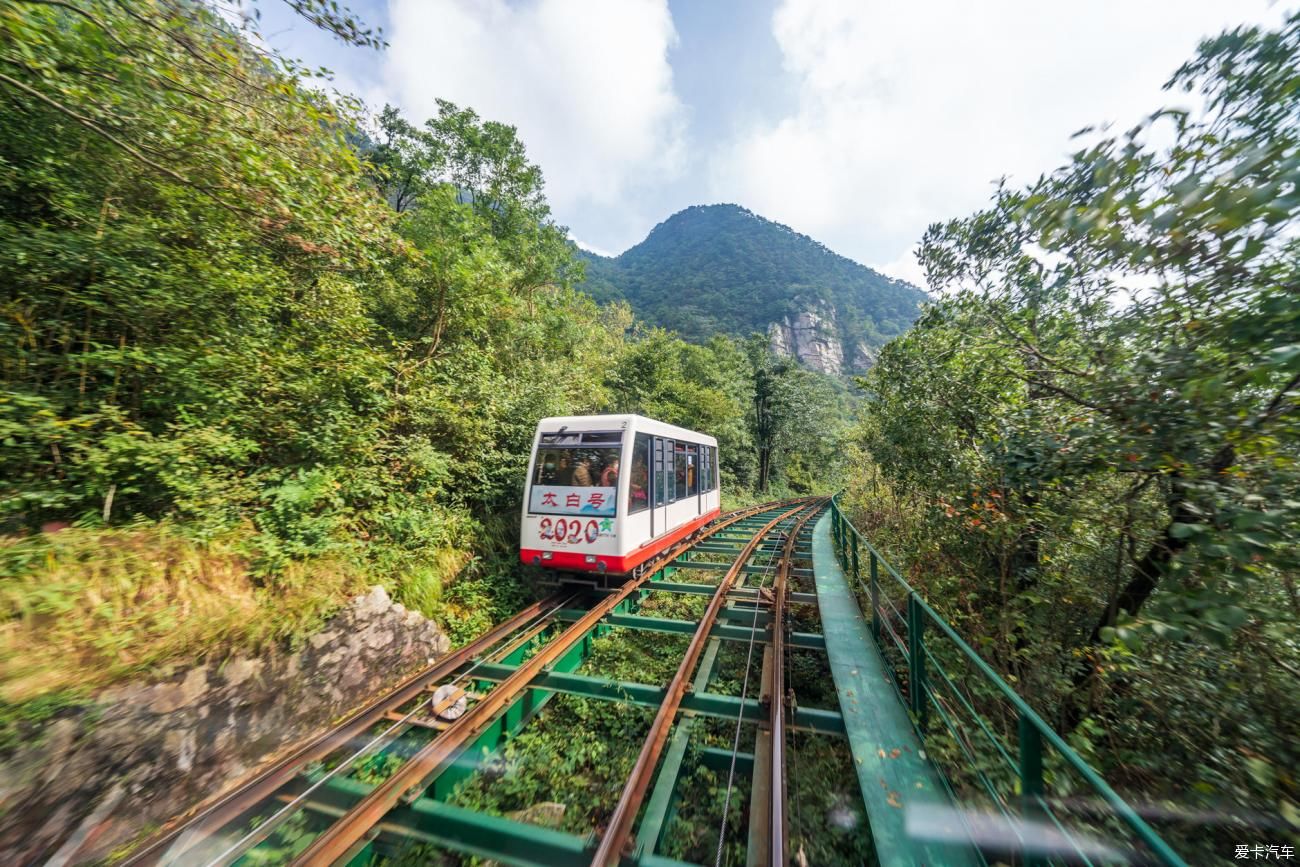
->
125, 497, 839, 867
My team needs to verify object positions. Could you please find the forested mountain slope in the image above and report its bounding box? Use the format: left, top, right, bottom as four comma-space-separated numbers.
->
0, 2, 850, 723
578, 204, 928, 374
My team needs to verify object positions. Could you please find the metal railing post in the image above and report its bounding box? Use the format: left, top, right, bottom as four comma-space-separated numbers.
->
840, 512, 849, 565
839, 513, 845, 563
1019, 713, 1046, 867
907, 593, 927, 729
869, 551, 880, 642
834, 510, 844, 565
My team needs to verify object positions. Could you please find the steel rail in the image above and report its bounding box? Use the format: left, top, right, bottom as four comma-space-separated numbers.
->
767, 503, 824, 867
710, 506, 809, 867
289, 501, 801, 867
590, 501, 814, 867
122, 593, 572, 867
201, 589, 581, 867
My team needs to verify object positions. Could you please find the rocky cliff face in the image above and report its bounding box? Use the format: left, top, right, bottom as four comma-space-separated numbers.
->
767, 304, 847, 375
851, 340, 877, 370
0, 587, 449, 866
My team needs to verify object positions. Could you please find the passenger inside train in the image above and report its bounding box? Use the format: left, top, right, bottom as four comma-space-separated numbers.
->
533, 447, 621, 487
629, 460, 648, 510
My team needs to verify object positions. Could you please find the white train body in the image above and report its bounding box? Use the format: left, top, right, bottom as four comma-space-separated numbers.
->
519, 414, 721, 576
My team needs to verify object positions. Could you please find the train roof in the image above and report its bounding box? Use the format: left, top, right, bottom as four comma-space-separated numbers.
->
533, 414, 718, 446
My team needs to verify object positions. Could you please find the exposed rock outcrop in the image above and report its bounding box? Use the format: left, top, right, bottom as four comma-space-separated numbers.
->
768, 304, 846, 375
0, 586, 449, 866
851, 340, 877, 371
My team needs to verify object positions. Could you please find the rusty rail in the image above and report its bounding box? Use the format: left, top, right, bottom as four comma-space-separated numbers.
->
290, 501, 793, 867
589, 501, 817, 866
767, 504, 822, 867
122, 593, 570, 867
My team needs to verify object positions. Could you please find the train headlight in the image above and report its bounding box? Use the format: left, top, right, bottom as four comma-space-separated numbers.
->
584, 555, 598, 564
541, 551, 553, 560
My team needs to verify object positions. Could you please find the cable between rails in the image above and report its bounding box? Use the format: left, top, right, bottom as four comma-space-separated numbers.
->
781, 515, 819, 862
714, 505, 815, 867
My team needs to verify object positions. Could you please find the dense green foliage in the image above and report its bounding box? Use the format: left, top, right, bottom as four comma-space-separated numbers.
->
849, 13, 1300, 844
0, 0, 608, 698
579, 203, 927, 364
0, 1, 846, 705
605, 330, 851, 493
4, 0, 1296, 859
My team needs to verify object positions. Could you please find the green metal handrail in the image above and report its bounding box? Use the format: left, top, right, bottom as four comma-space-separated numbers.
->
829, 494, 1188, 867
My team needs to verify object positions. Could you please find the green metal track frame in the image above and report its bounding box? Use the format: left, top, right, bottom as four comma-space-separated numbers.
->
285, 774, 697, 867
264, 503, 846, 867
812, 513, 978, 866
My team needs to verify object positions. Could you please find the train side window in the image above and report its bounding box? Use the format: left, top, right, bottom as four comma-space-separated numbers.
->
701, 445, 711, 492
629, 433, 651, 513
674, 441, 687, 500
654, 437, 666, 506
686, 444, 698, 496
666, 439, 676, 502
712, 446, 719, 490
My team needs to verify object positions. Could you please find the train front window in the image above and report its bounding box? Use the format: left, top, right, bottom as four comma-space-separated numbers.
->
533, 447, 621, 486
530, 438, 622, 516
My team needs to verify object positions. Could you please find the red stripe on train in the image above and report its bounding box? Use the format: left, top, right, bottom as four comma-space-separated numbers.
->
521, 508, 720, 575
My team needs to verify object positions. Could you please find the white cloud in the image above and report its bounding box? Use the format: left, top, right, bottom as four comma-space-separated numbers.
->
572, 236, 617, 258
709, 0, 1289, 269
871, 243, 928, 291
383, 0, 686, 216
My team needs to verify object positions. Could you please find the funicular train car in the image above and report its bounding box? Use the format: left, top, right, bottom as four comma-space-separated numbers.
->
520, 415, 721, 580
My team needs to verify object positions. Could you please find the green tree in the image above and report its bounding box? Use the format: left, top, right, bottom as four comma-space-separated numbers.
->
0, 1, 626, 704
364, 100, 577, 300
605, 330, 755, 488
747, 336, 846, 493
855, 11, 1300, 840
0, 0, 398, 533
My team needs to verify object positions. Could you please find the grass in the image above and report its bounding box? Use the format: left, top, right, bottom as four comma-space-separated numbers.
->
0, 523, 372, 703
0, 689, 95, 753
720, 487, 774, 512
0, 514, 511, 709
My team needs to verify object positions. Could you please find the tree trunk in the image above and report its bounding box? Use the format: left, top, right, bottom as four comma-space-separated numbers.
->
1062, 449, 1233, 731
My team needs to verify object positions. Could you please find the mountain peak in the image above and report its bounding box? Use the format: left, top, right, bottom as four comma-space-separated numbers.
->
578, 204, 927, 374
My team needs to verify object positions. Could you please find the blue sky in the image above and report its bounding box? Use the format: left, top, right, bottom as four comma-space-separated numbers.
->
251, 0, 1290, 286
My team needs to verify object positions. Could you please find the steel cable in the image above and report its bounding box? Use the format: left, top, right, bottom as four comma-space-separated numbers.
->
783, 526, 809, 859
713, 508, 809, 867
